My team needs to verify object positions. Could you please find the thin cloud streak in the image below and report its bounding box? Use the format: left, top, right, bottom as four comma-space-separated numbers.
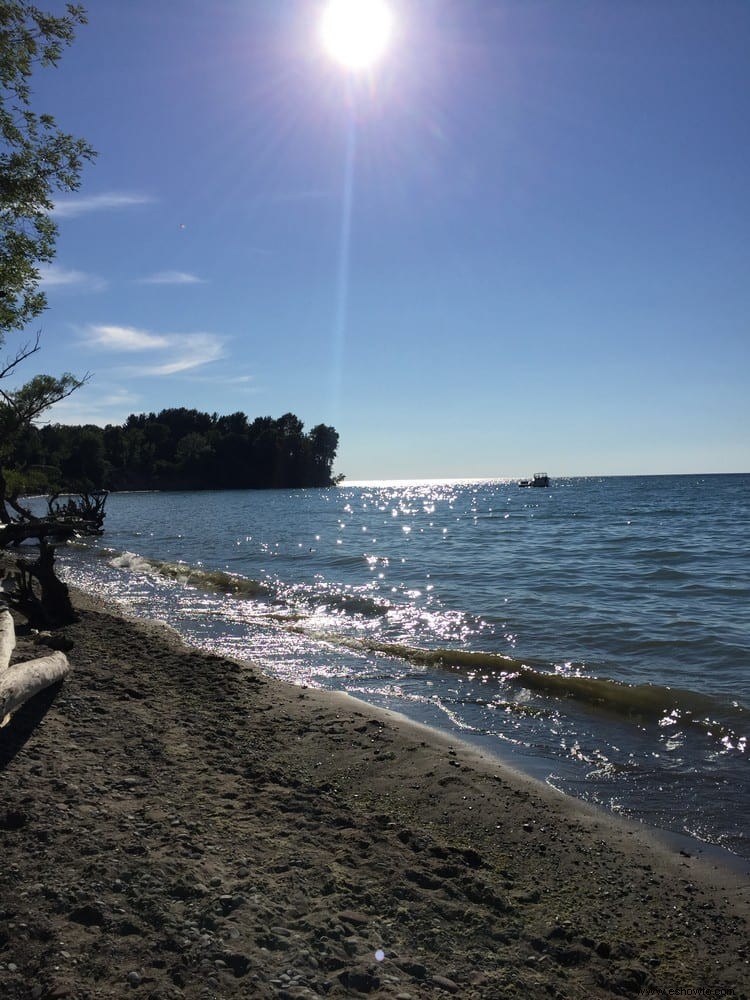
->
83, 324, 170, 352
52, 192, 155, 218
138, 270, 206, 285
134, 334, 225, 376
81, 324, 226, 376
184, 373, 256, 386
38, 264, 107, 291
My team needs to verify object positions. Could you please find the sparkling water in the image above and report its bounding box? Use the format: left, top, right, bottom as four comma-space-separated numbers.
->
54, 474, 749, 857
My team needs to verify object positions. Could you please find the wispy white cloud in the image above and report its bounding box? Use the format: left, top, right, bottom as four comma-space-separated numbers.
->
52, 192, 155, 219
136, 334, 225, 376
184, 373, 256, 386
81, 323, 225, 376
38, 263, 107, 291
138, 270, 206, 286
84, 324, 170, 352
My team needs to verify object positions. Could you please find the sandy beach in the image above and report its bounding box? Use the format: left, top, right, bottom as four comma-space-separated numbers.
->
1, 558, 749, 999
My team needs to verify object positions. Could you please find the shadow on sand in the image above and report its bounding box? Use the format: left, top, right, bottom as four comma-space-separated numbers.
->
0, 682, 63, 773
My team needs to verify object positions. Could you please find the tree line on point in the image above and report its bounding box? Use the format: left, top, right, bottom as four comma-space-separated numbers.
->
5, 408, 341, 495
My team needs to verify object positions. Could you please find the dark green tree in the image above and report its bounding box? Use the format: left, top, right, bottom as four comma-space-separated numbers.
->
1, 1, 96, 333
1, 2, 96, 516
0, 3, 95, 631
60, 425, 107, 490
5, 409, 342, 493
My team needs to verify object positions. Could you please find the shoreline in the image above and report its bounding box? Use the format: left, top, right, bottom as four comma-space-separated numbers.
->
1, 558, 749, 998
64, 555, 750, 877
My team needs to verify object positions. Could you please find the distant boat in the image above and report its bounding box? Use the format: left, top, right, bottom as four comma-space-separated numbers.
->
519, 472, 550, 488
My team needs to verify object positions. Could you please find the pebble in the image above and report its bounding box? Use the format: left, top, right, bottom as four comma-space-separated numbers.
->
127, 970, 142, 985
431, 975, 460, 993
338, 909, 370, 926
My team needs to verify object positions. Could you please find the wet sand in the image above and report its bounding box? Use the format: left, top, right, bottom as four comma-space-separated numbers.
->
1, 562, 749, 999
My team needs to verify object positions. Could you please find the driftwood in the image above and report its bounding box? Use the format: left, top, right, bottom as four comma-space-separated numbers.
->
2, 538, 78, 628
0, 490, 106, 626
0, 518, 78, 548
0, 608, 14, 671
47, 491, 107, 533
0, 608, 71, 727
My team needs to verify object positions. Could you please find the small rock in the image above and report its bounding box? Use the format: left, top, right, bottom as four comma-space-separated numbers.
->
0, 810, 27, 831
431, 975, 460, 994
395, 959, 427, 981
127, 970, 142, 986
34, 632, 74, 652
69, 902, 106, 927
461, 848, 483, 868
338, 909, 370, 926
338, 970, 380, 993
224, 953, 251, 977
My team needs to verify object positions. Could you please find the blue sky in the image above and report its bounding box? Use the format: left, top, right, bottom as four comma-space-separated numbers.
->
14, 0, 750, 479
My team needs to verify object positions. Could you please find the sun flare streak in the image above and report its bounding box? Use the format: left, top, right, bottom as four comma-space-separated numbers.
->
330, 118, 357, 424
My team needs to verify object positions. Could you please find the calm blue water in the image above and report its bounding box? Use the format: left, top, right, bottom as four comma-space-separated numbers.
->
53, 475, 749, 857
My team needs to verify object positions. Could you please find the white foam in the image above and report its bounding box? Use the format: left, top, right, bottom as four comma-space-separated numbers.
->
109, 551, 156, 575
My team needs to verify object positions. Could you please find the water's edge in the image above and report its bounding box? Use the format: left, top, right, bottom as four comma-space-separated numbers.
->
60, 563, 750, 878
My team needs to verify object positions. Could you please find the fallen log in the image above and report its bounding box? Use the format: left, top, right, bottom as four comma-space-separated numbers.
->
0, 651, 71, 727
0, 519, 78, 548
0, 607, 14, 671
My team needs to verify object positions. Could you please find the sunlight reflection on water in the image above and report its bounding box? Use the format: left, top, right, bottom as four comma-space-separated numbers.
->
55, 475, 750, 857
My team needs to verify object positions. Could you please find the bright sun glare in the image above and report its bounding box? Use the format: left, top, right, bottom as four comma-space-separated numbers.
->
320, 0, 394, 71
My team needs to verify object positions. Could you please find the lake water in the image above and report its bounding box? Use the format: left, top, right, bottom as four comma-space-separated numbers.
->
53, 475, 749, 858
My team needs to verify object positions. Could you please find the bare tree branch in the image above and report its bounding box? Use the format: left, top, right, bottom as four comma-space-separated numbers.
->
0, 332, 42, 381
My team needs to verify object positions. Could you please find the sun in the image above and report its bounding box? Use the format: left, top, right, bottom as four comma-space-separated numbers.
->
320, 0, 394, 72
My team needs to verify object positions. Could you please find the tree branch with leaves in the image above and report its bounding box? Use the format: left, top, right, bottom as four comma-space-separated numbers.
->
1, 1, 96, 626
1, 1, 96, 462
1, 2, 96, 334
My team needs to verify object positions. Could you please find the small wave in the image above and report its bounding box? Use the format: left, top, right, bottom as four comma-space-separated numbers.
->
633, 548, 693, 563
643, 568, 691, 581
290, 628, 748, 743
110, 551, 157, 575
316, 591, 391, 616
323, 634, 530, 672
109, 551, 270, 598
280, 580, 391, 617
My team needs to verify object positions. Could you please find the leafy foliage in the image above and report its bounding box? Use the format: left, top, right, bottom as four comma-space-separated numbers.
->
0, 1, 96, 334
5, 408, 341, 493
0, 3, 95, 517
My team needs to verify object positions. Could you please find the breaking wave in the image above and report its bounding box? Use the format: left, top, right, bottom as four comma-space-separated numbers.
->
109, 551, 271, 598
292, 628, 748, 744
